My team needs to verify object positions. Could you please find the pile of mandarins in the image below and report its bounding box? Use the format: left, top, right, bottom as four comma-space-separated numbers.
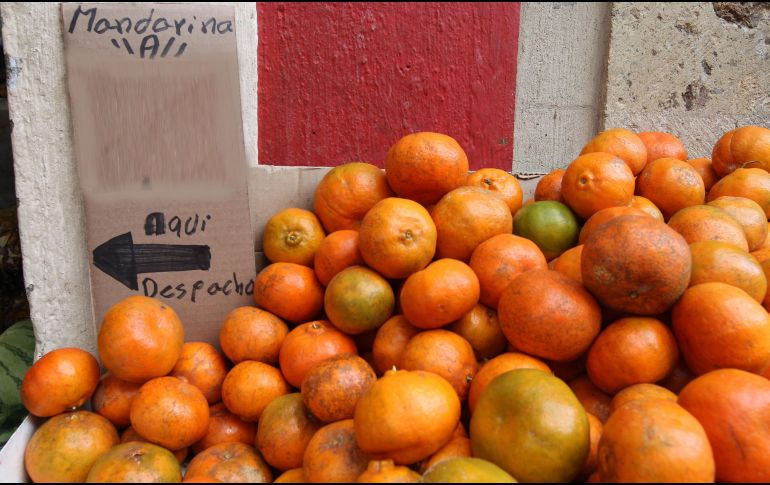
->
19, 125, 770, 483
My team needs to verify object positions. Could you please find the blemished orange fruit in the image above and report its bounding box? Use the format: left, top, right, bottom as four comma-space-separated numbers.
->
586, 317, 679, 394
356, 459, 421, 483
400, 330, 478, 401
385, 132, 469, 206
98, 296, 184, 383
273, 468, 306, 483
568, 375, 612, 423
465, 168, 523, 215
672, 282, 770, 375
637, 131, 688, 163
185, 442, 272, 483
219, 306, 288, 366
578, 206, 649, 244
262, 208, 325, 266
279, 320, 358, 388
629, 195, 665, 221
579, 413, 603, 479
561, 152, 636, 219
667, 204, 749, 251
313, 162, 394, 233
498, 269, 601, 362
688, 240, 767, 303
687, 157, 719, 192
707, 196, 768, 251
91, 373, 141, 428
192, 403, 257, 455
253, 262, 324, 325
314, 230, 364, 286
581, 128, 648, 175
636, 157, 705, 220
421, 457, 517, 483
597, 399, 715, 482
221, 361, 290, 422
468, 352, 551, 413
400, 259, 480, 330
24, 411, 119, 483
302, 354, 376, 423
711, 125, 770, 177
609, 383, 677, 415
325, 266, 395, 335
552, 244, 584, 283
354, 369, 461, 465
85, 441, 181, 483
303, 419, 370, 482
678, 368, 770, 482
170, 342, 228, 405
582, 215, 692, 315
535, 168, 566, 203
21, 347, 100, 418
432, 186, 513, 262
358, 197, 437, 279
469, 233, 547, 308
257, 393, 323, 471
708, 167, 770, 218
448, 304, 506, 361
371, 315, 420, 374
120, 426, 188, 463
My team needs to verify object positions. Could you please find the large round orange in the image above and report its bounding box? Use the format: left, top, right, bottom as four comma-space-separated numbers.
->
354, 369, 461, 465
400, 330, 478, 401
253, 262, 324, 324
578, 206, 649, 244
279, 320, 358, 388
636, 157, 705, 220
91, 373, 141, 428
358, 197, 437, 279
257, 393, 323, 471
98, 295, 184, 383
314, 230, 363, 286
581, 128, 648, 175
186, 442, 272, 483
561, 152, 636, 219
447, 304, 506, 361
708, 196, 768, 251
325, 266, 395, 335
400, 259, 480, 329
708, 167, 770, 218
678, 368, 770, 482
498, 269, 601, 362
85, 441, 181, 483
629, 195, 665, 221
469, 233, 547, 308
21, 347, 100, 418
357, 459, 421, 483
687, 157, 719, 192
586, 317, 679, 394
597, 399, 714, 482
219, 306, 288, 366
371, 315, 420, 374
221, 361, 290, 422
688, 240, 767, 302
552, 244, 584, 283
385, 132, 469, 206
568, 375, 612, 423
301, 354, 377, 423
465, 168, 523, 215
535, 169, 566, 202
672, 282, 770, 375
637, 131, 688, 163
609, 383, 677, 415
432, 187, 513, 262
667, 204, 749, 251
262, 208, 325, 266
24, 411, 119, 483
303, 419, 370, 482
192, 402, 257, 455
313, 162, 394, 233
468, 352, 551, 413
170, 342, 228, 405
582, 215, 692, 314
130, 376, 210, 450
711, 125, 770, 176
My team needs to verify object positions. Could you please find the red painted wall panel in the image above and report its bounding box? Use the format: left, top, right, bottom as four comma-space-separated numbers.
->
258, 2, 520, 170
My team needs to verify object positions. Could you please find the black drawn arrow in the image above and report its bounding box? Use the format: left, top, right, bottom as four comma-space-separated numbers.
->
93, 232, 211, 290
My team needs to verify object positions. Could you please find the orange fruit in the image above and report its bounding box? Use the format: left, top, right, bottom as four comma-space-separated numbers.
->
421, 457, 516, 483
579, 413, 603, 479
580, 128, 648, 175
325, 266, 395, 335
221, 361, 290, 422
432, 186, 513, 262
186, 442, 272, 483
498, 269, 601, 362
356, 459, 421, 483
687, 157, 719, 192
667, 204, 749, 251
273, 468, 306, 483
91, 373, 141, 428
513, 200, 579, 261
636, 157, 705, 220
468, 352, 551, 413
303, 419, 370, 482
597, 399, 714, 482
711, 125, 770, 176
535, 168, 566, 202
21, 347, 100, 418
672, 282, 770, 375
707, 196, 768, 251
313, 162, 394, 232
257, 393, 323, 471
678, 368, 770, 482
586, 317, 679, 394
358, 197, 437, 279
400, 259, 480, 330
371, 315, 420, 374
561, 152, 636, 219
688, 240, 767, 302
629, 195, 665, 221
465, 168, 523, 214
170, 342, 228, 405
314, 230, 364, 286
120, 426, 188, 463
578, 206, 649, 244
301, 354, 376, 423
609, 383, 677, 415
552, 244, 584, 283
763, 259, 770, 311
98, 296, 184, 383
85, 441, 181, 483
385, 132, 469, 206
637, 131, 687, 163
253, 262, 324, 324
708, 167, 770, 218
279, 320, 358, 388
568, 375, 612, 423
192, 402, 257, 455
447, 304, 506, 361
262, 208, 325, 266
418, 425, 472, 473
219, 306, 288, 366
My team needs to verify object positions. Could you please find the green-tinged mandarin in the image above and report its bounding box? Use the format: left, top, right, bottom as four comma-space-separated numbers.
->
324, 266, 395, 335
513, 201, 579, 261
422, 457, 518, 483
86, 441, 182, 483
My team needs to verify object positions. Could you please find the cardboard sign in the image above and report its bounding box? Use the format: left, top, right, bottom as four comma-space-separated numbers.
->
61, 3, 256, 344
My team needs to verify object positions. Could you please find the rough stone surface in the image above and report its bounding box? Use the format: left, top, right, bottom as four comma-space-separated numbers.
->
605, 2, 770, 158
